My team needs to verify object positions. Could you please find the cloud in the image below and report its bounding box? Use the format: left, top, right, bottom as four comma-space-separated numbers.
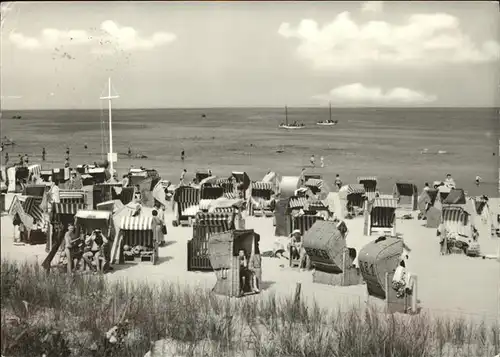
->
313, 83, 437, 105
8, 20, 176, 53
361, 1, 383, 13
278, 12, 500, 69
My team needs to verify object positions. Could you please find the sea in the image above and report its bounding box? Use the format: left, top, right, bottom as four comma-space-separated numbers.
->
1, 107, 498, 197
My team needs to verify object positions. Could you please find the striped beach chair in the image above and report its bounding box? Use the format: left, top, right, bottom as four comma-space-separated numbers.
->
22, 196, 44, 223
249, 181, 275, 217
304, 178, 324, 195
28, 164, 42, 179
172, 186, 200, 227
187, 212, 234, 271
340, 184, 366, 212
364, 197, 398, 236
59, 190, 86, 204
292, 214, 324, 236
216, 178, 234, 195
358, 176, 378, 201
441, 206, 472, 239
200, 185, 224, 200
118, 215, 157, 264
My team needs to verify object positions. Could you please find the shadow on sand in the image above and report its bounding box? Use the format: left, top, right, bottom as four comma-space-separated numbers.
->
108, 256, 173, 273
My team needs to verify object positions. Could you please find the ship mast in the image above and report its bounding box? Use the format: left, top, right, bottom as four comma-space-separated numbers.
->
100, 77, 119, 177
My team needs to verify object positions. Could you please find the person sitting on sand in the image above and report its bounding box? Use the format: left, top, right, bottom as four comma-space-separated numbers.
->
444, 174, 456, 188
82, 229, 108, 274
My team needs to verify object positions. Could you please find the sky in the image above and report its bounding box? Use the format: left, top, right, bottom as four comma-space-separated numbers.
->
1, 1, 499, 109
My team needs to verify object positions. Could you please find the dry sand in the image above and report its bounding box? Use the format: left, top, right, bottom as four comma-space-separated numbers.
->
1, 194, 499, 324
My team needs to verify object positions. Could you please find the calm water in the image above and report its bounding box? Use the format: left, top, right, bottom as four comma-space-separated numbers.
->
1, 107, 498, 196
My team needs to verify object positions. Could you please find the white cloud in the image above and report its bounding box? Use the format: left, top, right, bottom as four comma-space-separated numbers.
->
313, 83, 437, 105
361, 1, 383, 13
278, 12, 500, 69
8, 20, 176, 53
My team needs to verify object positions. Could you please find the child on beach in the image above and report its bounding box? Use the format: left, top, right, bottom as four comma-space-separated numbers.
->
320, 156, 325, 168
310, 154, 315, 167
334, 174, 342, 190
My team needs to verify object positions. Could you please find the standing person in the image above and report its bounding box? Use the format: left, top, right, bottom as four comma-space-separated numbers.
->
18, 154, 23, 165
66, 147, 70, 157
84, 143, 88, 150
151, 210, 165, 247
180, 169, 187, 185
121, 174, 130, 188
299, 168, 306, 186
310, 154, 315, 168
133, 185, 142, 203
475, 175, 481, 186
334, 174, 343, 190
423, 182, 431, 192
4, 152, 9, 165
238, 249, 250, 295
63, 224, 82, 274
42, 147, 46, 161
64, 157, 70, 168
23, 153, 29, 166
128, 147, 132, 156
181, 149, 185, 162
320, 156, 325, 168
208, 169, 212, 177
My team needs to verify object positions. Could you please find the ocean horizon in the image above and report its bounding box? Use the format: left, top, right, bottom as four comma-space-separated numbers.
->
1, 107, 498, 197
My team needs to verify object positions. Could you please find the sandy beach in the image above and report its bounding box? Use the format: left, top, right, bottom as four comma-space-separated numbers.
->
2, 192, 499, 324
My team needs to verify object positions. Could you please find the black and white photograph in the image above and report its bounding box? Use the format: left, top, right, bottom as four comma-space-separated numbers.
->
0, 1, 499, 356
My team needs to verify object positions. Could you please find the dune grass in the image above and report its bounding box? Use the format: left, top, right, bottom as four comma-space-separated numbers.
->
1, 259, 498, 357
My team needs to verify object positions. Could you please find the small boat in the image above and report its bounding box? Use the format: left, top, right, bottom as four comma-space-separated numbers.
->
11, 115, 22, 119
278, 106, 305, 130
317, 102, 338, 126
